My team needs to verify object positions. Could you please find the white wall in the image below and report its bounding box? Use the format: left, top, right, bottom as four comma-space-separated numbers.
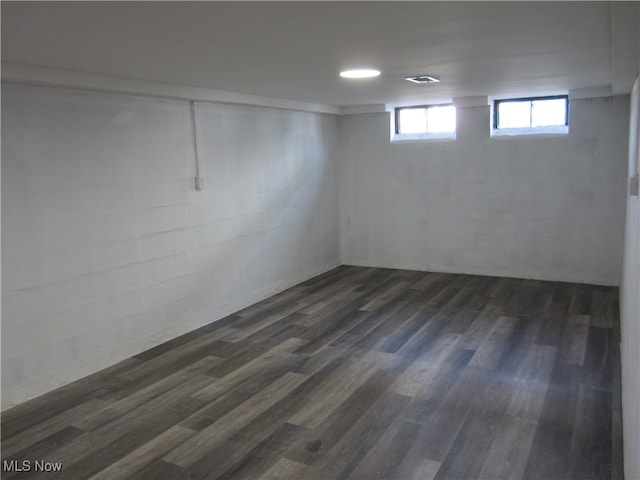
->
1, 81, 633, 415
621, 76, 640, 480
1, 85, 340, 408
339, 97, 629, 285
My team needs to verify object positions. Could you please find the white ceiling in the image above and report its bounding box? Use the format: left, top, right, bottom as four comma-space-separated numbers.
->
2, 2, 638, 109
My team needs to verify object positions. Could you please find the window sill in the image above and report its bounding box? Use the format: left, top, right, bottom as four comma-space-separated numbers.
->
391, 132, 456, 143
492, 125, 569, 138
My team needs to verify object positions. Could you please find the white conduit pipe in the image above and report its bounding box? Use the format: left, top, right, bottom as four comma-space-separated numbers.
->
190, 100, 203, 191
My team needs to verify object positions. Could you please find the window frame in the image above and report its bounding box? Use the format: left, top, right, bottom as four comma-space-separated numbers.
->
493, 95, 569, 130
395, 103, 456, 135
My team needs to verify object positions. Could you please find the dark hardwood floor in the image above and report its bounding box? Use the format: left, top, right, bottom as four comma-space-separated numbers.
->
1, 266, 623, 479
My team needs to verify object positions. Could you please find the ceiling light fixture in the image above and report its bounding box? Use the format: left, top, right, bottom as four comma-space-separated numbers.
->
405, 74, 440, 84
340, 69, 381, 79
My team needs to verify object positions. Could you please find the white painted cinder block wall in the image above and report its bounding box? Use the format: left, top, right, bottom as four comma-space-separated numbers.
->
339, 97, 629, 286
1, 83, 632, 411
1, 85, 340, 409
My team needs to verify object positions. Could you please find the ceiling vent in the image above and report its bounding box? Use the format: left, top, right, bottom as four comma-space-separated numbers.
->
405, 75, 440, 84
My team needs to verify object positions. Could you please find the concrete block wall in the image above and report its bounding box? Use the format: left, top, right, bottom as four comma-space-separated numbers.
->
339, 96, 629, 285
1, 85, 340, 408
1, 82, 631, 410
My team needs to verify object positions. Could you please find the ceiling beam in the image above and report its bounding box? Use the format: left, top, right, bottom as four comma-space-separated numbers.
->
1, 62, 341, 115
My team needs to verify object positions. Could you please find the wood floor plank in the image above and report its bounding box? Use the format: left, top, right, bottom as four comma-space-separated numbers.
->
1, 398, 109, 458
485, 276, 520, 311
257, 457, 311, 480
395, 458, 441, 480
420, 274, 470, 308
495, 316, 543, 376
293, 296, 364, 330
523, 421, 572, 480
328, 305, 402, 349
583, 326, 613, 390
559, 313, 590, 366
289, 361, 378, 428
212, 422, 308, 480
193, 337, 305, 402
294, 309, 370, 355
290, 347, 353, 391
297, 283, 361, 315
505, 282, 554, 317
399, 349, 474, 426
378, 305, 437, 354
547, 282, 573, 314
392, 307, 456, 363
467, 315, 519, 369
283, 369, 396, 466
116, 333, 230, 384
224, 307, 308, 341
441, 285, 485, 312
590, 289, 617, 328
352, 300, 424, 353
477, 415, 538, 480
305, 392, 412, 480
521, 359, 583, 480
1, 426, 85, 480
164, 371, 307, 467
569, 284, 593, 315
246, 312, 309, 343
180, 354, 303, 432
359, 280, 413, 312
0, 267, 621, 480
182, 396, 310, 480
73, 356, 220, 431
505, 344, 557, 420
410, 368, 487, 462
537, 359, 583, 431
535, 312, 565, 347
432, 375, 513, 480
347, 420, 422, 480
128, 459, 186, 480
32, 398, 206, 480
203, 340, 271, 379
87, 425, 196, 480
441, 307, 483, 336
34, 374, 212, 473
1, 363, 132, 440
391, 333, 461, 397
566, 384, 613, 480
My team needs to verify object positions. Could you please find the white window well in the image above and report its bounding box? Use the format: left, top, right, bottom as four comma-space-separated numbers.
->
394, 104, 456, 140
493, 95, 568, 136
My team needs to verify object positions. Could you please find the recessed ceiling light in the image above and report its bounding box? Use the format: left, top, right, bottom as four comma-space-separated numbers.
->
405, 75, 440, 84
340, 69, 381, 79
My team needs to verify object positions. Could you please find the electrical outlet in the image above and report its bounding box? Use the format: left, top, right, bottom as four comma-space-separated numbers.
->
195, 175, 204, 191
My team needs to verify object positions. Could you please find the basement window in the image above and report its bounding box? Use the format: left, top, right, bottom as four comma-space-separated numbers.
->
493, 95, 568, 136
394, 104, 456, 140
